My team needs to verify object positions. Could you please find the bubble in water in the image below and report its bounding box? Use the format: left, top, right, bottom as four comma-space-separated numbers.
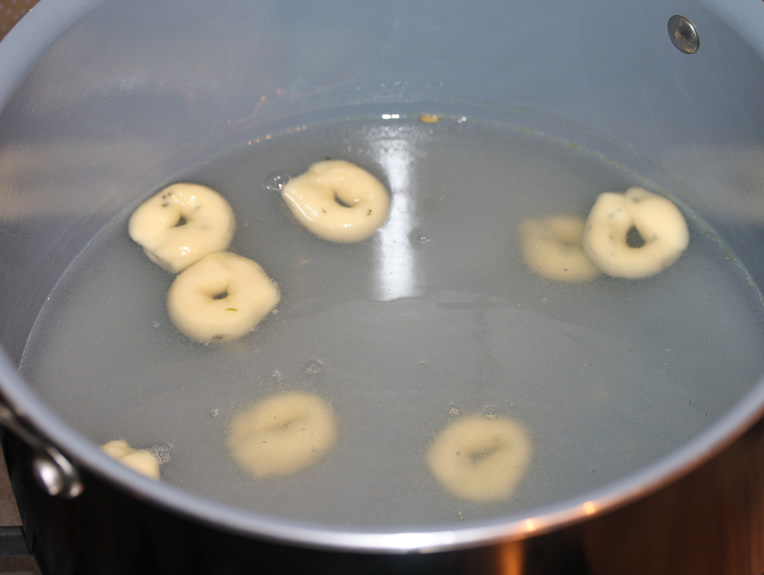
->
264, 173, 290, 193
304, 360, 323, 375
149, 443, 173, 464
484, 406, 498, 420
408, 229, 432, 247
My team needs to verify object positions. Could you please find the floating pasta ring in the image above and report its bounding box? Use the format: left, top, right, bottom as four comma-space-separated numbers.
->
582, 187, 689, 279
280, 160, 391, 243
128, 182, 236, 273
166, 252, 280, 343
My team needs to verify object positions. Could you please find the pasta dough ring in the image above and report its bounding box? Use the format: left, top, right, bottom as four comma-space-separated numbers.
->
128, 183, 236, 273
100, 439, 161, 479
281, 160, 391, 243
582, 187, 689, 279
167, 252, 280, 343
426, 414, 532, 502
519, 215, 601, 282
227, 392, 338, 479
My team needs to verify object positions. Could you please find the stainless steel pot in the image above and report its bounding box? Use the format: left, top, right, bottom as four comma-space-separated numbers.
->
2, 1, 764, 573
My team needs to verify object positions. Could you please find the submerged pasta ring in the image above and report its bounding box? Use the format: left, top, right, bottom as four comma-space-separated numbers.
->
426, 414, 532, 502
167, 252, 280, 343
128, 183, 236, 273
519, 215, 601, 282
582, 187, 689, 279
281, 160, 391, 243
227, 392, 338, 479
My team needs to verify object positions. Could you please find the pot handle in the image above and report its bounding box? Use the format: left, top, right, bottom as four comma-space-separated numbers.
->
0, 400, 83, 499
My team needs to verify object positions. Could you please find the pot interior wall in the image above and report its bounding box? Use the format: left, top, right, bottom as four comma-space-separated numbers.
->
2, 0, 764, 354
1, 0, 764, 547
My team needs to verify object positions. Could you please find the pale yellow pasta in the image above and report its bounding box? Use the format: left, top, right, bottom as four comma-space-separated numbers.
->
582, 187, 689, 279
128, 183, 235, 273
167, 252, 280, 343
100, 439, 161, 480
427, 415, 532, 502
281, 160, 390, 243
227, 392, 337, 479
519, 215, 601, 282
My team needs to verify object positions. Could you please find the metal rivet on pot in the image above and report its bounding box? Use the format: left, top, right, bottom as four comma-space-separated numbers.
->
0, 399, 84, 498
31, 451, 84, 499
668, 15, 699, 54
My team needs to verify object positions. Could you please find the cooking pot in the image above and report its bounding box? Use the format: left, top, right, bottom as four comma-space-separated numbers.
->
2, 0, 764, 573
